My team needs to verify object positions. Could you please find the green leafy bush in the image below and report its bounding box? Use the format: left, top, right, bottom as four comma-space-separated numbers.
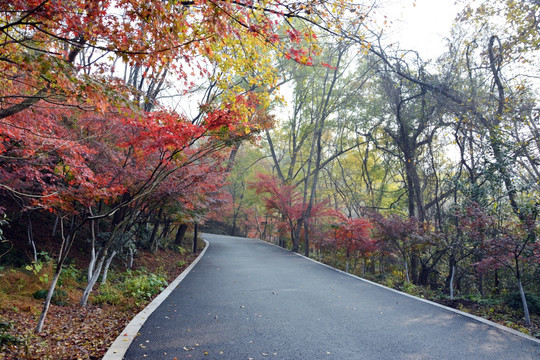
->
167, 244, 187, 255
122, 271, 168, 302
32, 289, 68, 306
504, 291, 540, 315
59, 264, 83, 285
92, 284, 122, 306
0, 321, 24, 346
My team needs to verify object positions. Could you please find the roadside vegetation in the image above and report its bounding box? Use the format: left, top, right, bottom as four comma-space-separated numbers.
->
0, 241, 200, 359
317, 252, 540, 339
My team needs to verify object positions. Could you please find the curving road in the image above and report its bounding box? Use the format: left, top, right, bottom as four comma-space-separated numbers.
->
123, 233, 540, 359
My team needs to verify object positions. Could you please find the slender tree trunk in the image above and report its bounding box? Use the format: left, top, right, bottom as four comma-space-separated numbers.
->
518, 277, 531, 326
403, 256, 410, 283
27, 216, 37, 262
192, 223, 198, 254
101, 250, 117, 285
128, 246, 134, 269
303, 220, 310, 257
36, 216, 77, 333
515, 256, 531, 326
88, 218, 97, 281
52, 214, 59, 237
494, 269, 500, 295
149, 207, 163, 251
80, 254, 106, 307
35, 267, 61, 333
449, 263, 455, 300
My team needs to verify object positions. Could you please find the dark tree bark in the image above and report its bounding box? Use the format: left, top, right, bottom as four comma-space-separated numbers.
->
174, 223, 188, 246
192, 223, 198, 254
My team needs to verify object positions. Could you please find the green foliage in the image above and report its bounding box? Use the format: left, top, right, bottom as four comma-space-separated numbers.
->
504, 291, 540, 315
168, 244, 187, 255
381, 273, 402, 289
32, 289, 68, 306
92, 283, 122, 306
121, 270, 168, 302
24, 252, 53, 284
58, 264, 83, 286
176, 260, 187, 267
0, 321, 24, 346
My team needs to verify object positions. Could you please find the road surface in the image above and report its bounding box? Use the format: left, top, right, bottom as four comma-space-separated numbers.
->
123, 233, 540, 359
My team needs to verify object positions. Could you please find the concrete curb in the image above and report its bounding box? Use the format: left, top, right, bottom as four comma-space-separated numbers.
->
258, 238, 540, 344
103, 240, 209, 360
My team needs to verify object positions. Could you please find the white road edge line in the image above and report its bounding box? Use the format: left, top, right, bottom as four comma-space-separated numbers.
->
259, 237, 540, 344
103, 240, 210, 360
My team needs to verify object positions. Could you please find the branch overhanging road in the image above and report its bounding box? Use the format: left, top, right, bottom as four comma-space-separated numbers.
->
123, 233, 540, 359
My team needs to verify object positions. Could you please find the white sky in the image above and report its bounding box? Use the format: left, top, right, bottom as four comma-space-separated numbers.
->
380, 0, 463, 59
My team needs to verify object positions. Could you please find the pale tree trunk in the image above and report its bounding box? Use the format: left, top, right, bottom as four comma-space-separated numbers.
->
518, 277, 531, 326
52, 214, 59, 237
515, 256, 531, 326
27, 216, 37, 262
80, 254, 106, 307
81, 218, 128, 307
101, 250, 117, 285
35, 216, 78, 333
403, 257, 410, 283
87, 218, 97, 282
449, 264, 455, 300
35, 268, 61, 333
128, 246, 134, 269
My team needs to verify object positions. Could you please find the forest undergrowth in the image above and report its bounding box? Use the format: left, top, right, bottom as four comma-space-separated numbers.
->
0, 248, 199, 360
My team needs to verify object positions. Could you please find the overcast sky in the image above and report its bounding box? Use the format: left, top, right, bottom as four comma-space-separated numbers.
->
380, 0, 463, 59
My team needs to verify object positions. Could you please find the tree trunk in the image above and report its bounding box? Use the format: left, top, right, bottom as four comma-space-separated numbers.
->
101, 250, 117, 285
52, 214, 59, 236
35, 267, 61, 333
403, 257, 410, 283
149, 207, 163, 251
515, 255, 531, 326
449, 263, 455, 300
128, 246, 134, 269
410, 252, 419, 284
27, 216, 37, 262
88, 218, 97, 281
192, 223, 198, 254
80, 254, 106, 307
35, 216, 78, 333
303, 220, 310, 257
174, 223, 188, 246
517, 277, 531, 326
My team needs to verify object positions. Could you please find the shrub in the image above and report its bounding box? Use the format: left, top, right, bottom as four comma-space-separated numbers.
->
58, 264, 83, 286
0, 321, 24, 346
122, 271, 168, 302
92, 284, 122, 306
504, 291, 540, 315
32, 289, 68, 306
168, 244, 187, 255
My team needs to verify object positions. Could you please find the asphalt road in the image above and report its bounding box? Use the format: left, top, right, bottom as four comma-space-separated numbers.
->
123, 233, 540, 359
